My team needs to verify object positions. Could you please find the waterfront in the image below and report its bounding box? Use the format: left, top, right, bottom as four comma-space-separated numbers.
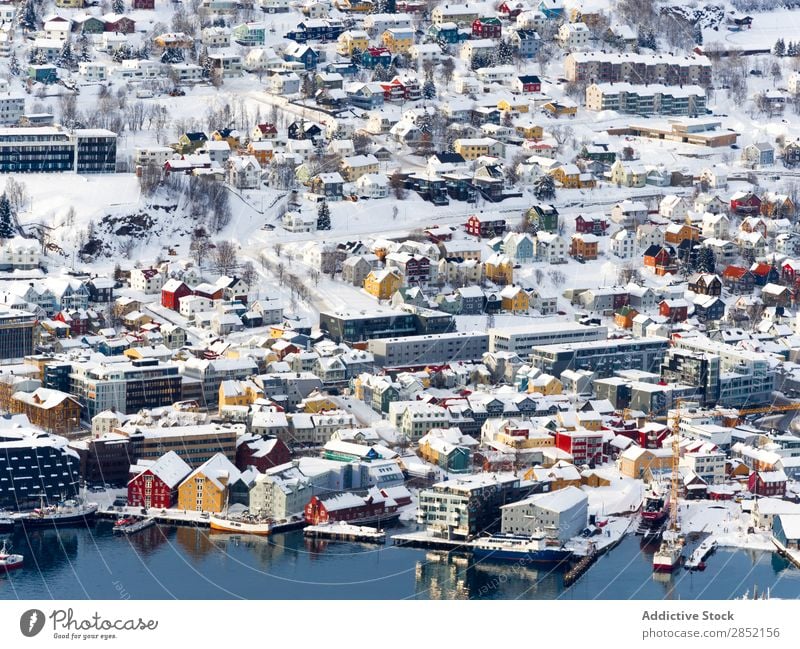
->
1, 521, 798, 600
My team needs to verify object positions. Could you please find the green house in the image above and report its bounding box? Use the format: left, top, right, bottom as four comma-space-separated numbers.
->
527, 203, 559, 233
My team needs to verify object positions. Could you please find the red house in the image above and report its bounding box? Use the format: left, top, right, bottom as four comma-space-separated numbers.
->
253, 123, 278, 139
498, 1, 525, 17
161, 278, 192, 311
54, 310, 89, 336
471, 17, 502, 39
127, 451, 191, 509
515, 75, 542, 93
465, 214, 506, 238
132, 0, 155, 8
748, 470, 787, 497
730, 191, 761, 215
574, 213, 608, 235
643, 245, 677, 276
304, 489, 398, 524
659, 298, 689, 322
555, 430, 603, 465
192, 282, 225, 301
235, 435, 291, 473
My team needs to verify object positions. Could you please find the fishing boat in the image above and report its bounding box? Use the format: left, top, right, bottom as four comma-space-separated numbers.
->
209, 514, 272, 536
642, 485, 670, 524
21, 496, 99, 528
653, 540, 682, 572
0, 540, 23, 571
472, 532, 572, 565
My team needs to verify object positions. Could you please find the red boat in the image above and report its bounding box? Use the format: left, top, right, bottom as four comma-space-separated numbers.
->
0, 540, 23, 571
642, 487, 670, 524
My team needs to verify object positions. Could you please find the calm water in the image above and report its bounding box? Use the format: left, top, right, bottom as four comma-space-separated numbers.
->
1, 521, 798, 600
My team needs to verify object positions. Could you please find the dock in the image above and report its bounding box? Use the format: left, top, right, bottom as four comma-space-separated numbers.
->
98, 508, 306, 535
305, 522, 386, 543
563, 516, 635, 588
392, 531, 472, 553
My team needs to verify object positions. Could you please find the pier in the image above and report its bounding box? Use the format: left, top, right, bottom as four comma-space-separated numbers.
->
113, 518, 156, 535
305, 522, 386, 543
392, 531, 472, 553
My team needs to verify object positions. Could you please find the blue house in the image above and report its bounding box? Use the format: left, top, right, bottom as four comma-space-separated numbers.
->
510, 28, 541, 58
428, 23, 459, 44
538, 0, 564, 18
692, 295, 726, 323
284, 42, 319, 70
346, 82, 384, 109
28, 64, 58, 83
325, 61, 359, 77
360, 47, 392, 69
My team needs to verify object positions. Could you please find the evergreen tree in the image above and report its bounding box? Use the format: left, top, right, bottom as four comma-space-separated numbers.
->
697, 247, 716, 273
8, 52, 19, 77
199, 45, 211, 78
774, 38, 786, 57
693, 24, 703, 46
789, 41, 799, 57
160, 48, 184, 64
77, 32, 92, 62
496, 39, 514, 65
533, 174, 556, 201
112, 0, 125, 13
56, 39, 76, 70
317, 200, 331, 230
350, 46, 362, 66
18, 0, 37, 33
422, 79, 436, 100
372, 62, 388, 82
0, 194, 15, 239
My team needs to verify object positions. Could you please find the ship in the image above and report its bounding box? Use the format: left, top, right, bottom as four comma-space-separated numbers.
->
653, 531, 683, 573
472, 533, 573, 565
20, 497, 99, 528
209, 514, 272, 536
641, 485, 670, 524
0, 540, 23, 570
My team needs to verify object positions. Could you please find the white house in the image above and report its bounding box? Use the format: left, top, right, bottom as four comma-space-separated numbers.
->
558, 22, 589, 50
129, 268, 164, 295
355, 173, 389, 199
534, 231, 567, 264
610, 228, 635, 259
659, 195, 689, 222
179, 295, 213, 319
500, 486, 588, 542
228, 155, 261, 189
283, 211, 318, 233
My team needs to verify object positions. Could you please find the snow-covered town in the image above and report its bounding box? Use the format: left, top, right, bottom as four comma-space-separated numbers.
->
2, 0, 800, 602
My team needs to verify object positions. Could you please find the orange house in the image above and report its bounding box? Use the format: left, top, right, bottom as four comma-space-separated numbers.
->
569, 233, 598, 260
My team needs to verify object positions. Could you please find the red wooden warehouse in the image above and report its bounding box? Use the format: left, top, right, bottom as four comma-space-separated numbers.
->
127, 451, 190, 509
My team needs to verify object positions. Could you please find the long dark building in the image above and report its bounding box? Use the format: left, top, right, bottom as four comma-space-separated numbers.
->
0, 428, 80, 510
0, 309, 35, 359
0, 126, 116, 173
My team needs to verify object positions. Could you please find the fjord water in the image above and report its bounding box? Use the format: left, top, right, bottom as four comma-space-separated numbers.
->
0, 522, 797, 600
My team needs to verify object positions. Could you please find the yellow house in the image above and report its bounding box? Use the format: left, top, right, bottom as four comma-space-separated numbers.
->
500, 285, 529, 313
364, 268, 403, 300
218, 379, 265, 410
337, 29, 369, 55
497, 98, 529, 114
300, 393, 339, 413
212, 129, 240, 148
619, 446, 673, 480
576, 412, 602, 431
515, 123, 543, 140
550, 164, 581, 189
453, 137, 501, 161
382, 28, 414, 53
248, 141, 274, 165
177, 454, 239, 513
527, 373, 562, 396
340, 154, 379, 181
56, 0, 84, 7
483, 253, 513, 285
543, 100, 577, 118
610, 160, 647, 187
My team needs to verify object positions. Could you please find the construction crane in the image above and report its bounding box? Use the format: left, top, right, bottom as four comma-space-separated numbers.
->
736, 402, 800, 417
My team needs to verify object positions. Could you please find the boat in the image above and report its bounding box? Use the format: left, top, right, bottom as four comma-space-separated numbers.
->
653, 538, 682, 573
209, 514, 272, 536
472, 533, 573, 565
0, 540, 23, 570
21, 497, 99, 528
642, 485, 670, 524
113, 517, 156, 535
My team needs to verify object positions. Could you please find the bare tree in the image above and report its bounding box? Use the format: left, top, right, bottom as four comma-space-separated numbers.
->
5, 177, 27, 215
241, 260, 257, 287
212, 241, 238, 275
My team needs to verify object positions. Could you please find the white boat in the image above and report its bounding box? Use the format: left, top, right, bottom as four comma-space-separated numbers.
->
0, 540, 23, 570
209, 514, 272, 536
653, 540, 682, 573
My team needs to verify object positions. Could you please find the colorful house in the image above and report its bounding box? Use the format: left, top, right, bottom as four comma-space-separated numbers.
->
177, 453, 241, 512
127, 451, 191, 509
569, 233, 598, 260
472, 17, 502, 39
484, 253, 514, 284
382, 28, 414, 53
364, 268, 403, 299
500, 284, 530, 312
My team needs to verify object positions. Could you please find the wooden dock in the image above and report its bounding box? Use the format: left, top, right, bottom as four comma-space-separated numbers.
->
305, 523, 385, 543
392, 532, 472, 553
113, 518, 156, 535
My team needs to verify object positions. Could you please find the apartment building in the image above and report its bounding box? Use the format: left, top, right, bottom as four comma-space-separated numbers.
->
488, 323, 607, 357
368, 331, 489, 367
565, 52, 712, 86
529, 337, 670, 378
585, 83, 707, 116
